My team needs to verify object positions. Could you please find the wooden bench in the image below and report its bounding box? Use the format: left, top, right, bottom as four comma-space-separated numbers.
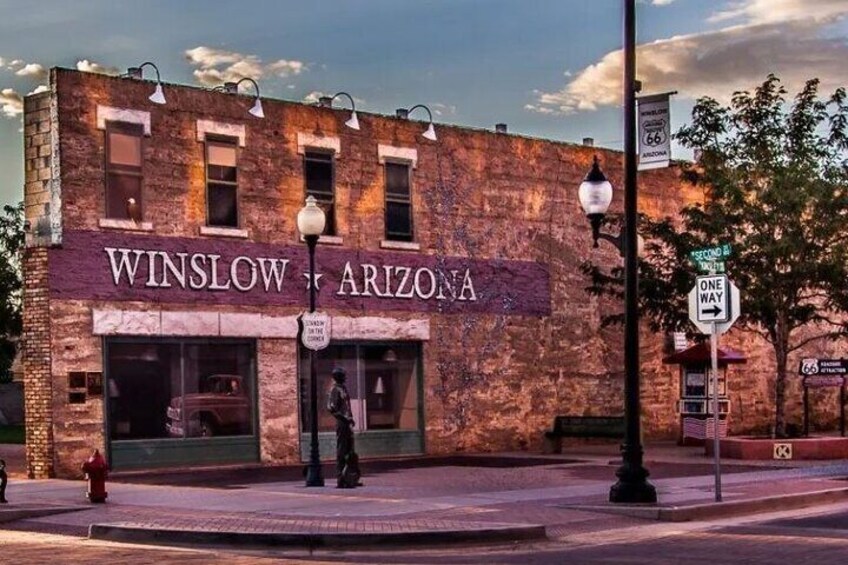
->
543, 416, 625, 454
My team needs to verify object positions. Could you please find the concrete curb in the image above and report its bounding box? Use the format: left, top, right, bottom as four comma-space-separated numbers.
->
0, 505, 89, 524
560, 486, 848, 522
88, 521, 547, 548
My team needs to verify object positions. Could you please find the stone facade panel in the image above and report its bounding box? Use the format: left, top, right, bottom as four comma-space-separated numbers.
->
257, 339, 300, 464
158, 311, 217, 335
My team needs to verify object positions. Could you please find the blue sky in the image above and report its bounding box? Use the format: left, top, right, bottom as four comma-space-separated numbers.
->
1, 0, 846, 208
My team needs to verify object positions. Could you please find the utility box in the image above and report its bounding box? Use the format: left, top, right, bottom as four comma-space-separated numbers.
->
664, 342, 746, 446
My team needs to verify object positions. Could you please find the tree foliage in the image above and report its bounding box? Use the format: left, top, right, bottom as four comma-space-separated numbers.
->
583, 75, 848, 436
0, 202, 24, 382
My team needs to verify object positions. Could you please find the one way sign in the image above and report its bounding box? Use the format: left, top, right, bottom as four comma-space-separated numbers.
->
688, 275, 740, 335
693, 275, 730, 323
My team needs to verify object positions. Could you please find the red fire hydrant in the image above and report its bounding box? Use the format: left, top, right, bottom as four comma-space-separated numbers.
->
81, 449, 108, 503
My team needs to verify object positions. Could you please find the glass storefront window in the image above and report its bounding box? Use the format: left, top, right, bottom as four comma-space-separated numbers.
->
299, 342, 421, 433
107, 342, 180, 440
107, 339, 255, 441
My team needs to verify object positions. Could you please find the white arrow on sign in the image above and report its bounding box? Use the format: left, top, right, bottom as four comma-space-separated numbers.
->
688, 278, 740, 335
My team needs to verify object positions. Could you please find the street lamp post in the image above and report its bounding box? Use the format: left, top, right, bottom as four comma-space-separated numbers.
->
298, 195, 326, 487
577, 0, 657, 504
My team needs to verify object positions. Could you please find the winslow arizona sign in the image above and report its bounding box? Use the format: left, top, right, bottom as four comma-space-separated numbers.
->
48, 231, 551, 316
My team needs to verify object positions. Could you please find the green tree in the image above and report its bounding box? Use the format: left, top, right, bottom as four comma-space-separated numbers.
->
0, 202, 24, 382
583, 75, 848, 438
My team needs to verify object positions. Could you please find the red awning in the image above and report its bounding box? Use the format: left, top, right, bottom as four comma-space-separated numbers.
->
662, 341, 747, 366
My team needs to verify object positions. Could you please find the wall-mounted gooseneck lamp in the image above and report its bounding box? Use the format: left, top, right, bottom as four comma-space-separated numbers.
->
318, 92, 360, 130
395, 104, 437, 141
220, 77, 264, 118
125, 62, 166, 105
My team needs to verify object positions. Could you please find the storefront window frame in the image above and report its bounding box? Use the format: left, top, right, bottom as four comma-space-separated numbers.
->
102, 336, 259, 448
296, 340, 426, 440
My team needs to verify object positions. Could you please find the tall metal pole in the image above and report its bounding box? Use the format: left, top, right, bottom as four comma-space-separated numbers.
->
609, 0, 657, 504
305, 235, 324, 487
710, 322, 722, 501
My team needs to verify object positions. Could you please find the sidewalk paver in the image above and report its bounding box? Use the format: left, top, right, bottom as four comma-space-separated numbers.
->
1, 445, 846, 549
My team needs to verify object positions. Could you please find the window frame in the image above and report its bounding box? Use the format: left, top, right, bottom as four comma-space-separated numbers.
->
303, 149, 337, 236
384, 160, 414, 242
204, 134, 240, 228
104, 120, 144, 220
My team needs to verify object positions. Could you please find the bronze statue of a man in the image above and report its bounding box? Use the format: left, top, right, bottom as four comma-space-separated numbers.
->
327, 367, 361, 488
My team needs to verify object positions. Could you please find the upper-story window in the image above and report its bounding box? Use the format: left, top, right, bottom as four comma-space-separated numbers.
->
105, 122, 143, 220
304, 150, 336, 236
206, 137, 239, 228
385, 162, 413, 242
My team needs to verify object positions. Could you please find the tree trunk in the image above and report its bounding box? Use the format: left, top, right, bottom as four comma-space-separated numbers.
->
773, 318, 790, 438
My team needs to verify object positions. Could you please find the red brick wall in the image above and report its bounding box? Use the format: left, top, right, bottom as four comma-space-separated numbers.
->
23, 68, 838, 476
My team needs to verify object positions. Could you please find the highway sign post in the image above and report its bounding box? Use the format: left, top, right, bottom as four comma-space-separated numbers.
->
688, 274, 741, 503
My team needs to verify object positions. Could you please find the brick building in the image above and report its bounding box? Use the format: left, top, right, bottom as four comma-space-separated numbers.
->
23, 67, 799, 479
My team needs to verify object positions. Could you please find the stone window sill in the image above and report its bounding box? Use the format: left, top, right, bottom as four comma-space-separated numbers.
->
99, 218, 154, 232
199, 226, 249, 239
380, 240, 421, 251
301, 234, 344, 246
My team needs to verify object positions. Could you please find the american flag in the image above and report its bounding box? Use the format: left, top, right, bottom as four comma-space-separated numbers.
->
683, 417, 728, 439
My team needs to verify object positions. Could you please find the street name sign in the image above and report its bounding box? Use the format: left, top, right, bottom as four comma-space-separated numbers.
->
689, 244, 731, 274
694, 260, 725, 274
300, 311, 332, 351
689, 244, 732, 262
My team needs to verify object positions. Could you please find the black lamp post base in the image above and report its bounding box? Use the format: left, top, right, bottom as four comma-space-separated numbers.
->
609, 461, 657, 504
305, 463, 324, 487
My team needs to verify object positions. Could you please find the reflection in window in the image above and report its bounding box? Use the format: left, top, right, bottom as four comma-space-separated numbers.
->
107, 340, 255, 441
206, 137, 239, 227
105, 122, 143, 220
304, 151, 336, 235
385, 162, 413, 241
299, 342, 420, 433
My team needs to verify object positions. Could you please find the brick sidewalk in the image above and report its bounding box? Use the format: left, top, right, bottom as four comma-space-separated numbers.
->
1, 450, 847, 548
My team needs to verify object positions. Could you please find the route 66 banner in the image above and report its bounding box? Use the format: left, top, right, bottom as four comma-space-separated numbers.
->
637, 92, 672, 170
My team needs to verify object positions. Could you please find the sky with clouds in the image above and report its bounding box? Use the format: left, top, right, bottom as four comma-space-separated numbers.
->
0, 0, 846, 207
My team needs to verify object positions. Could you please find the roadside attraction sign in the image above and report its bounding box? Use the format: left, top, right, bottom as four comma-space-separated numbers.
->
797, 359, 848, 437
799, 358, 847, 388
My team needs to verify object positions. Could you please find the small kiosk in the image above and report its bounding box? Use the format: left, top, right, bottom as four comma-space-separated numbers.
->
663, 342, 747, 445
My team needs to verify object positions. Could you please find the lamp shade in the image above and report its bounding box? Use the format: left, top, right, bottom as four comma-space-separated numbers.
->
374, 376, 386, 395
578, 157, 613, 216
345, 111, 360, 130
297, 195, 326, 236
249, 98, 264, 118
149, 82, 166, 105
422, 122, 437, 141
